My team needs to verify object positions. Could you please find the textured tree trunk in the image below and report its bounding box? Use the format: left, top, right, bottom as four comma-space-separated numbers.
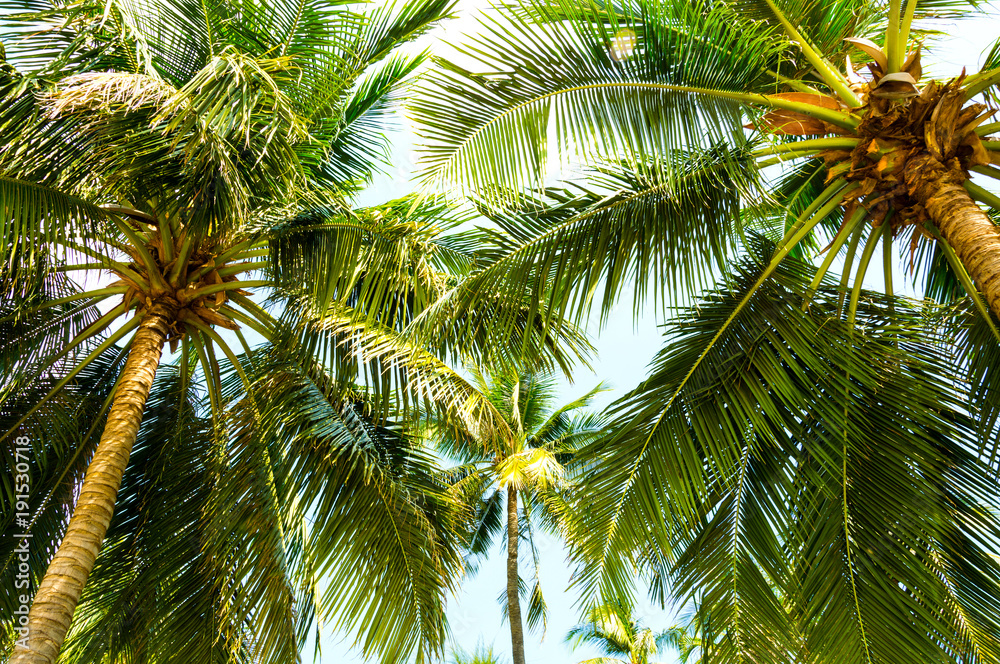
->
907, 154, 1000, 318
12, 303, 174, 664
506, 485, 526, 664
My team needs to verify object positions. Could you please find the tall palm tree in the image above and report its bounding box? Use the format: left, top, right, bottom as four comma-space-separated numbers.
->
434, 368, 607, 664
658, 624, 701, 664
409, 3, 1000, 662
565, 602, 675, 664
0, 0, 588, 661
2, 349, 464, 664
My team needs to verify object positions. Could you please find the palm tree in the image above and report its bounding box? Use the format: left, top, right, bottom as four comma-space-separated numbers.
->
433, 367, 607, 664
565, 602, 676, 664
410, 3, 1000, 662
452, 643, 507, 664
0, 1, 587, 661
2, 351, 464, 664
658, 625, 701, 664
412, 0, 1000, 323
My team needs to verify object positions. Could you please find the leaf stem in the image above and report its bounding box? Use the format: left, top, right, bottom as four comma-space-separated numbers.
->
102, 206, 156, 224
158, 211, 175, 264
778, 180, 856, 253
181, 314, 253, 391
761, 0, 861, 107
13, 286, 127, 316
53, 263, 113, 273
229, 293, 278, 331
188, 331, 222, 422
886, 0, 901, 73
766, 70, 819, 94
837, 221, 867, 316
169, 234, 197, 286
220, 304, 271, 338
847, 225, 881, 326
57, 240, 149, 289
753, 137, 860, 158
897, 0, 918, 65
963, 67, 1000, 101
964, 180, 1000, 209
806, 207, 867, 295
976, 121, 1000, 137
882, 223, 894, 300
1, 313, 141, 441
184, 279, 269, 301
215, 261, 269, 278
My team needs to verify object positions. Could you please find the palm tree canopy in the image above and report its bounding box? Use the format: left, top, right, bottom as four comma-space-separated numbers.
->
412, 0, 1000, 319
567, 601, 677, 664
411, 3, 1000, 663
0, 0, 551, 661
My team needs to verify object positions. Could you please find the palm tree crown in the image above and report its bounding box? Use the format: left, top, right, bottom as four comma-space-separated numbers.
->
566, 602, 676, 664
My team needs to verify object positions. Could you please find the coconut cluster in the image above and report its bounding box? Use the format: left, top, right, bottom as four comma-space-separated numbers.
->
822, 63, 993, 235
111, 225, 252, 351
752, 40, 996, 256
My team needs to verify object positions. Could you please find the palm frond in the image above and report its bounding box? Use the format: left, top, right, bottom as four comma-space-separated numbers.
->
0, 178, 108, 299
566, 602, 636, 657
0, 345, 124, 628
267, 194, 468, 329
228, 343, 464, 664
569, 243, 1000, 662
525, 578, 548, 636
412, 0, 782, 197
948, 297, 1000, 469
320, 52, 428, 188
406, 150, 754, 338
357, 0, 455, 65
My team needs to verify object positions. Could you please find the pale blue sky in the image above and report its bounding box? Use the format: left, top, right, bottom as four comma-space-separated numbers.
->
311, 4, 1000, 663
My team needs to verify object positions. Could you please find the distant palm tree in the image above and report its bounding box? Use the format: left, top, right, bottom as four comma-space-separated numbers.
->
432, 367, 607, 664
658, 616, 704, 664
452, 643, 507, 664
566, 602, 678, 664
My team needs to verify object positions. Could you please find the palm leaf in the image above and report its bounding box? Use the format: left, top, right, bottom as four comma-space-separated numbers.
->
411, 0, 782, 197
570, 243, 1000, 662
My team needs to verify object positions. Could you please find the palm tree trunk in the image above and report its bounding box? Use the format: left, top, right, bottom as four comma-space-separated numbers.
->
12, 302, 175, 664
507, 485, 526, 664
907, 154, 1000, 318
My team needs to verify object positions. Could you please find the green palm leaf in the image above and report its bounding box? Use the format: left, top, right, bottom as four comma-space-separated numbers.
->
569, 245, 1000, 663
412, 0, 783, 197
407, 151, 753, 333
